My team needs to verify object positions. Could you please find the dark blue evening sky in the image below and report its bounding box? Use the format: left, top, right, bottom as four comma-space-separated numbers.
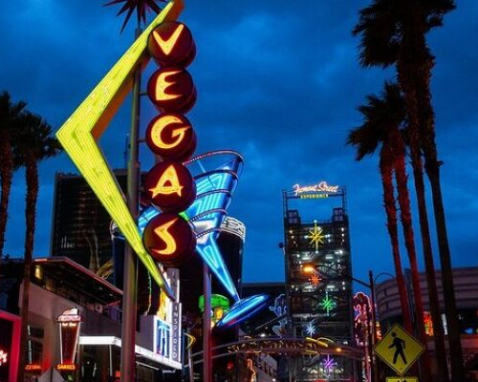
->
1, 0, 477, 288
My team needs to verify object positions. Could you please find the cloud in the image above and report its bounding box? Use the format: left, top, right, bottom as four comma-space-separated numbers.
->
1, 0, 476, 287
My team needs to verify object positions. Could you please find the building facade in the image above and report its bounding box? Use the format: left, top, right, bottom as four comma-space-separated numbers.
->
375, 267, 478, 379
51, 171, 130, 275
282, 182, 355, 380
0, 257, 182, 382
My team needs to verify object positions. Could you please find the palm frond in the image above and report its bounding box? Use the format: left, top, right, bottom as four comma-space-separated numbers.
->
104, 0, 166, 32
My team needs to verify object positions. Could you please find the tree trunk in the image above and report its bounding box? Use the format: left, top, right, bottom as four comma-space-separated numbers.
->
392, 130, 432, 382
380, 150, 412, 331
17, 157, 39, 382
426, 163, 464, 382
407, 138, 449, 381
395, 3, 464, 379
415, 60, 465, 382
0, 138, 13, 271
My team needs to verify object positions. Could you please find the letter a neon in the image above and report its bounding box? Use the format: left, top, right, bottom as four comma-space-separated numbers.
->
149, 165, 184, 198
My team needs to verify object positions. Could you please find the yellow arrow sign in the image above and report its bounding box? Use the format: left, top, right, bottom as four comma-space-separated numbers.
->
56, 0, 184, 298
375, 324, 425, 376
386, 377, 418, 382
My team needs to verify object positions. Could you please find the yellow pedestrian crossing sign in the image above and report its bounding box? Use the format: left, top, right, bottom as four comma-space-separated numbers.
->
374, 323, 425, 375
386, 377, 418, 382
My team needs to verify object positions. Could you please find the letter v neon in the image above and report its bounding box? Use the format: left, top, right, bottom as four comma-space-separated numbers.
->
152, 24, 185, 56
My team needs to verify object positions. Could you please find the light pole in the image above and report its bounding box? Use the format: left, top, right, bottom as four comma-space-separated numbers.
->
279, 242, 295, 382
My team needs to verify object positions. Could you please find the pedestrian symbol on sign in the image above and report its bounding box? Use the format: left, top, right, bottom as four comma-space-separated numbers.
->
389, 332, 407, 365
375, 324, 424, 375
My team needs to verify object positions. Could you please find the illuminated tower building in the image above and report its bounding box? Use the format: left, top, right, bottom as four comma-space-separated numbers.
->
282, 181, 354, 380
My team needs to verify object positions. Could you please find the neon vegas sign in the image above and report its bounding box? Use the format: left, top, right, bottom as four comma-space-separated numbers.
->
293, 181, 339, 196
54, 2, 186, 298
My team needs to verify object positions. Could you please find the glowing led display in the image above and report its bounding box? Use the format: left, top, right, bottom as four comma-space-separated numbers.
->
147, 67, 196, 113
145, 113, 196, 160
145, 161, 196, 212
55, 1, 182, 297
143, 213, 196, 267
148, 21, 196, 68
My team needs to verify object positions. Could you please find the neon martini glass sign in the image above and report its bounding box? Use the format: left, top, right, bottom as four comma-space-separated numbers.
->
133, 151, 269, 327
135, 151, 240, 300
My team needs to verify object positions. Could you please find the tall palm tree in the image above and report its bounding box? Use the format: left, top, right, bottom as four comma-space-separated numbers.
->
15, 111, 62, 382
0, 92, 26, 270
347, 83, 412, 333
353, 1, 460, 379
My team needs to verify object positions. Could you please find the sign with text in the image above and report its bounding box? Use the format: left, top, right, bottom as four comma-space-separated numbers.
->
57, 308, 82, 365
375, 324, 424, 376
386, 377, 418, 382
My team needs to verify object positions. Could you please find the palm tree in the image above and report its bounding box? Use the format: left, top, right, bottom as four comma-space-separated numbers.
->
0, 92, 26, 270
353, 1, 460, 380
347, 83, 412, 333
15, 111, 62, 382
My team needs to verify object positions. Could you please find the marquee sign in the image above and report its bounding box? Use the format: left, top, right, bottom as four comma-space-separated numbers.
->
293, 181, 339, 198
57, 308, 82, 367
86, 0, 264, 333
142, 18, 198, 269
227, 337, 329, 355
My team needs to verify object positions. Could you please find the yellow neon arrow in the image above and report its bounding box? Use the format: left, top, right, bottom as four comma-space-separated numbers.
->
56, 0, 184, 299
